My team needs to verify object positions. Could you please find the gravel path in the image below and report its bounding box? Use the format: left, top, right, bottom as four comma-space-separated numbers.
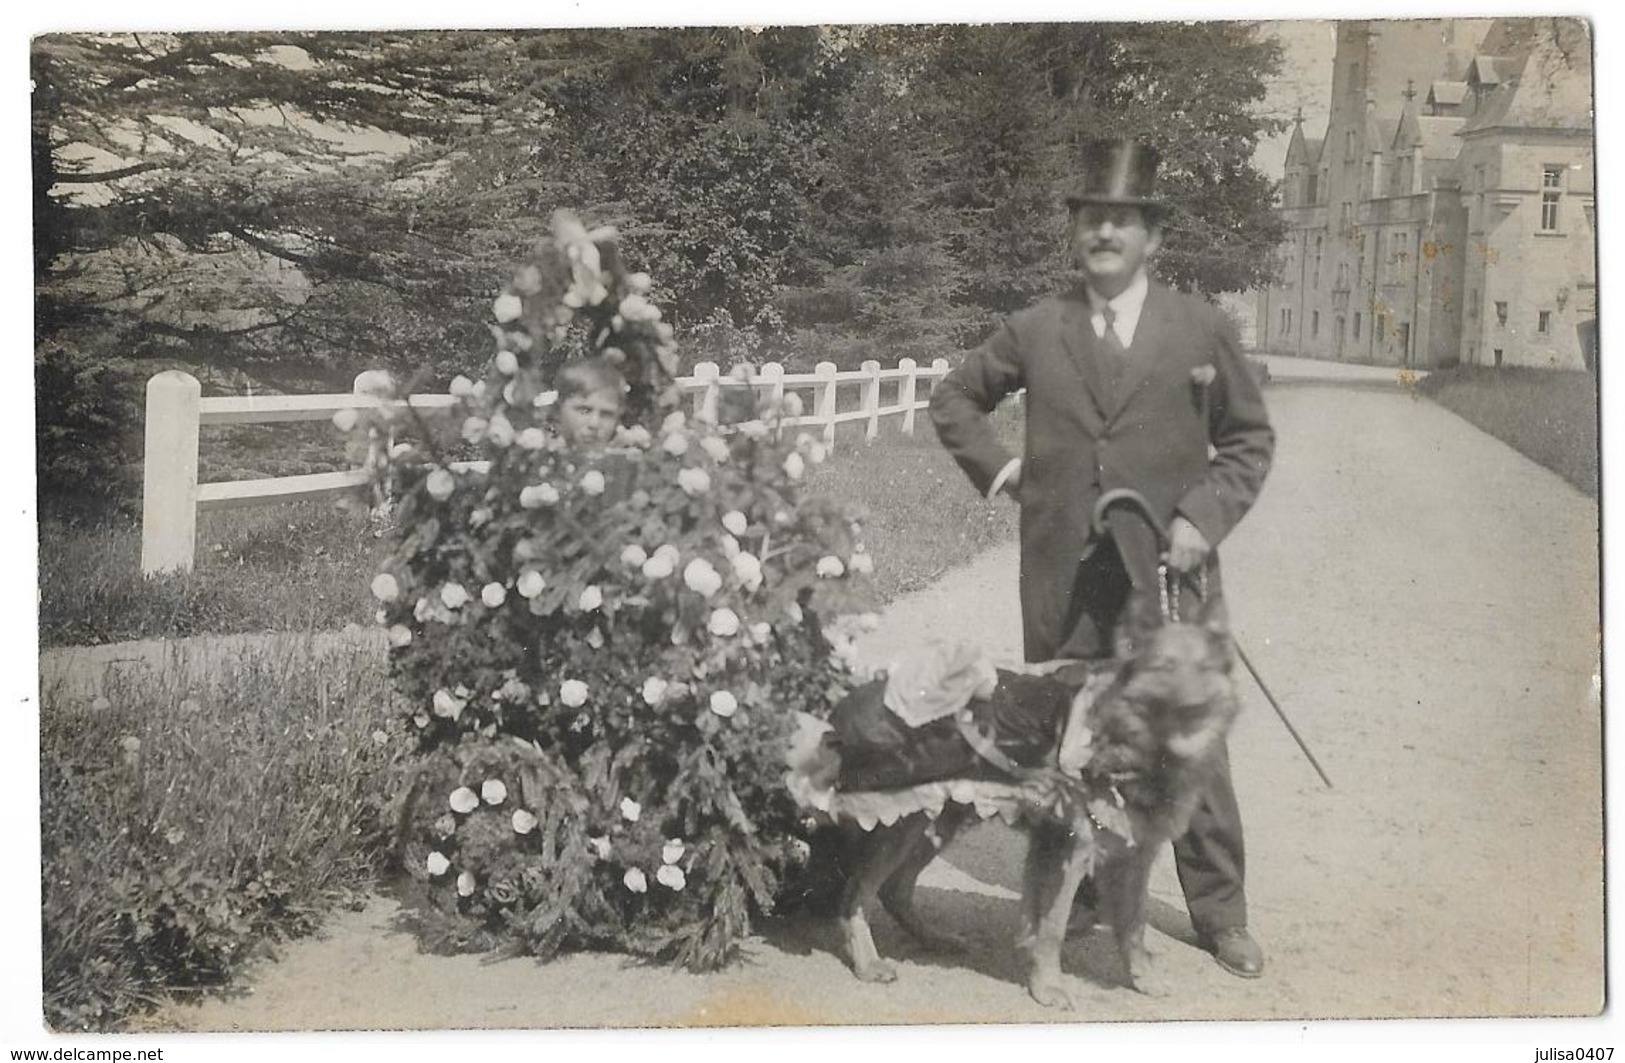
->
91, 371, 1599, 1030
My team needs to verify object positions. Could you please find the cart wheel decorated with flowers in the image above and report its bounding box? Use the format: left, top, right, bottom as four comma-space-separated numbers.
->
340, 211, 875, 970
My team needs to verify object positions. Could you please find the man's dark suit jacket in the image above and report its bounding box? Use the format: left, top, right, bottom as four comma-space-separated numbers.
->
930, 281, 1275, 662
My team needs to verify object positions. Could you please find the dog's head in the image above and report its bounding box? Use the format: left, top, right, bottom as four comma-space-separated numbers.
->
1090, 594, 1241, 780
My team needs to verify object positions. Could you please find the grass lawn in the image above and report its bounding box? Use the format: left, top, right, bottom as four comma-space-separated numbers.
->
1417, 366, 1599, 498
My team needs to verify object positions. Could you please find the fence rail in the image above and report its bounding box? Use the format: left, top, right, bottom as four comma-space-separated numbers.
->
141, 358, 952, 575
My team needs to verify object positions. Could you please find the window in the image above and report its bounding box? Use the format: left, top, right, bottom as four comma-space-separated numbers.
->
1495, 301, 1508, 326
1346, 131, 1357, 160
1377, 315, 1387, 342
1494, 348, 1504, 366
1469, 289, 1479, 318
1306, 172, 1319, 204
1398, 323, 1411, 357
1541, 165, 1564, 231
1354, 312, 1362, 339
1312, 311, 1320, 338
1538, 310, 1552, 334
1314, 236, 1323, 288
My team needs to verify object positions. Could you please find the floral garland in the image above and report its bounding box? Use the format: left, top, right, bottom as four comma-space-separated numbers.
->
340, 211, 873, 969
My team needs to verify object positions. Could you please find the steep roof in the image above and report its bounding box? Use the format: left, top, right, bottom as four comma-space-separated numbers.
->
1461, 24, 1593, 135
1416, 115, 1467, 158
1428, 80, 1469, 107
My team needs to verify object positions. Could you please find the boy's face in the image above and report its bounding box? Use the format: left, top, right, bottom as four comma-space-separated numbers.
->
557, 389, 622, 448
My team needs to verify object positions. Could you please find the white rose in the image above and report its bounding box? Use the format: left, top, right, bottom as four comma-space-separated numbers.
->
560, 680, 589, 708
816, 555, 845, 579
700, 436, 730, 463
481, 582, 507, 608
440, 582, 471, 608
720, 534, 740, 560
782, 392, 805, 418
512, 809, 538, 834
678, 467, 712, 496
516, 570, 546, 599
663, 432, 691, 457
661, 410, 686, 434
620, 797, 642, 822
709, 690, 738, 718
426, 468, 456, 501
642, 554, 675, 580
449, 375, 474, 398
722, 510, 749, 537
390, 441, 415, 459
849, 552, 875, 575
654, 544, 681, 565
481, 779, 508, 805
618, 294, 661, 322
580, 470, 606, 496
683, 559, 722, 598
620, 544, 648, 568
426, 851, 451, 876
432, 688, 467, 720
493, 292, 523, 322
589, 835, 613, 860
708, 608, 740, 637
578, 585, 603, 611
783, 452, 806, 481
486, 413, 514, 447
616, 424, 652, 449
662, 839, 686, 865
808, 441, 829, 465
642, 677, 669, 705
750, 621, 772, 643
457, 871, 477, 897
495, 349, 519, 375
371, 573, 400, 602
739, 419, 769, 440
627, 271, 652, 294
656, 864, 687, 891
387, 624, 413, 648
732, 552, 763, 590
332, 407, 358, 433
518, 427, 549, 450
461, 416, 488, 444
449, 787, 479, 814
623, 867, 649, 893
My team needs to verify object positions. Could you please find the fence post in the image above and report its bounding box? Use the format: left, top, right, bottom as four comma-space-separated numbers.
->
814, 361, 839, 451
861, 359, 882, 442
691, 361, 721, 423
758, 362, 785, 433
898, 357, 919, 434
354, 371, 397, 511
141, 371, 202, 576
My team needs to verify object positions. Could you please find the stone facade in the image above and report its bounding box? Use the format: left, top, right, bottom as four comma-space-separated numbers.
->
1254, 18, 1595, 370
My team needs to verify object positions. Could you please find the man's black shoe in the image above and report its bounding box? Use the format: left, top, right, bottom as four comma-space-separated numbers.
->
1200, 927, 1264, 979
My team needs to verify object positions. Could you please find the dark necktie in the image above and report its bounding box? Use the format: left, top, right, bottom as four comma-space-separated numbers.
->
1098, 305, 1130, 392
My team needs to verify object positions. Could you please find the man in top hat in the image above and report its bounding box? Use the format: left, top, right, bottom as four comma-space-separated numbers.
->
929, 138, 1274, 979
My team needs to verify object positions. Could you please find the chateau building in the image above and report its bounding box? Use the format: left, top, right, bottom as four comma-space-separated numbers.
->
1254, 18, 1595, 370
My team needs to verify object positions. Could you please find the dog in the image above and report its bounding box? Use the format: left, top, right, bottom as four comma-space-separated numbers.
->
816, 596, 1240, 1009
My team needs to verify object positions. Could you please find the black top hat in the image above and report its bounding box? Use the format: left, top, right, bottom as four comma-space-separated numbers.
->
1064, 139, 1165, 211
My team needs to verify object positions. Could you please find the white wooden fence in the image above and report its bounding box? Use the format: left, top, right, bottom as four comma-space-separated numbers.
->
141, 357, 952, 576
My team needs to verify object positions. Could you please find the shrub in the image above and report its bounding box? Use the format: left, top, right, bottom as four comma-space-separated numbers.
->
36, 342, 143, 518
358, 212, 871, 970
40, 638, 401, 1030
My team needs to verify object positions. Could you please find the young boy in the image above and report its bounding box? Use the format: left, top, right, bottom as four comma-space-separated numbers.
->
551, 357, 626, 453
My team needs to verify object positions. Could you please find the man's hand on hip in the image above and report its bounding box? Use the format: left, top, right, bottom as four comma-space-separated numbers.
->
1165, 516, 1211, 572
